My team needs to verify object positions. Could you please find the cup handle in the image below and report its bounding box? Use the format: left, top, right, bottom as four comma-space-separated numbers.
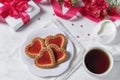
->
114, 20, 120, 28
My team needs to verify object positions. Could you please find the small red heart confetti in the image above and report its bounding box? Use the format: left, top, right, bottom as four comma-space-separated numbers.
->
88, 33, 90, 36
38, 18, 40, 20
53, 13, 55, 16
76, 15, 80, 18
76, 35, 80, 38
80, 25, 83, 28
71, 23, 74, 26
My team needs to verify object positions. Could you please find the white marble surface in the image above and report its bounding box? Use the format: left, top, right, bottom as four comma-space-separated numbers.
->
0, 0, 120, 80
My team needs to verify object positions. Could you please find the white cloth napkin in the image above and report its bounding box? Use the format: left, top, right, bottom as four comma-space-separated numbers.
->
0, 24, 25, 59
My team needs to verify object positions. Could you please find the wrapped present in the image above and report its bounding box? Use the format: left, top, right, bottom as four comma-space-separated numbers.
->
0, 0, 40, 31
50, 0, 81, 20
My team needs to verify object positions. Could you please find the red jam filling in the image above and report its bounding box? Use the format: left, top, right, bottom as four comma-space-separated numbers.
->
52, 48, 64, 60
28, 40, 41, 54
49, 37, 62, 47
37, 51, 52, 65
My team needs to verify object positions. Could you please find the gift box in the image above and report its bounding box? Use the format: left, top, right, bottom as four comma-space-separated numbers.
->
0, 0, 40, 31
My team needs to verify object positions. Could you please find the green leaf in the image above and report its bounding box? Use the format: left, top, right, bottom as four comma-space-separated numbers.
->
107, 0, 112, 3
71, 0, 77, 4
58, 0, 63, 2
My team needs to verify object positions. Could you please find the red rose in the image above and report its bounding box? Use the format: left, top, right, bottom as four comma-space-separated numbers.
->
82, 0, 93, 4
82, 0, 108, 20
92, 0, 109, 10
90, 9, 106, 19
82, 3, 92, 15
107, 6, 120, 16
63, 0, 72, 8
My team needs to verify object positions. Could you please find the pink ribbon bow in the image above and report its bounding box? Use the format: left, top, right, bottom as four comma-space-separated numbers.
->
0, 0, 30, 24
51, 0, 81, 19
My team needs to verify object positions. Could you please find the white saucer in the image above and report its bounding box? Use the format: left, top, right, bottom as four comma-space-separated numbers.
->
20, 27, 74, 77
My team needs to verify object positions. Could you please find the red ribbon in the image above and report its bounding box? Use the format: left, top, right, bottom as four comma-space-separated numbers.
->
34, 0, 42, 3
0, 0, 30, 24
50, 0, 81, 19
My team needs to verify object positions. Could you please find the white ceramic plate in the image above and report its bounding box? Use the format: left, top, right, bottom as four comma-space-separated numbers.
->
21, 27, 74, 77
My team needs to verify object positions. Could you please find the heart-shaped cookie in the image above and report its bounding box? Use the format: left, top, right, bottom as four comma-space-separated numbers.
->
34, 48, 56, 68
45, 34, 67, 48
48, 44, 68, 64
25, 37, 45, 58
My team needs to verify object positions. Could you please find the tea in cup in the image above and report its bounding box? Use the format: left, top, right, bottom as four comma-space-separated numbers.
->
83, 47, 113, 77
